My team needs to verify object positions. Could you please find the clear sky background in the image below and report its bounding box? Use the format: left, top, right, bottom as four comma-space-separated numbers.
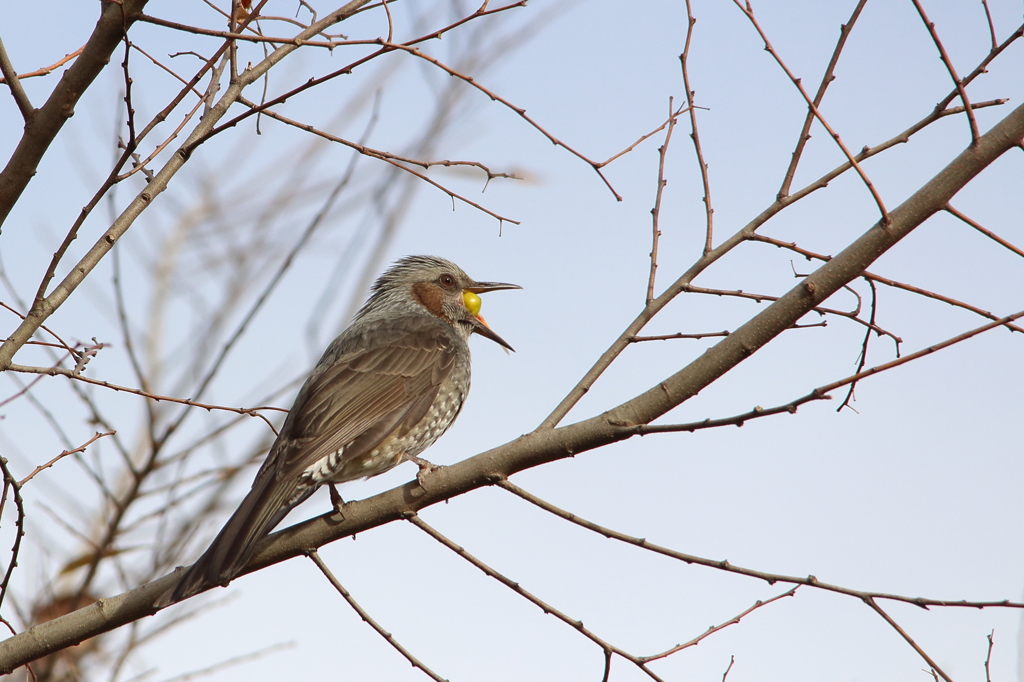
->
1, 1, 1023, 681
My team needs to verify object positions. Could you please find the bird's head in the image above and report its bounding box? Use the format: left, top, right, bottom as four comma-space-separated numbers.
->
359, 255, 520, 351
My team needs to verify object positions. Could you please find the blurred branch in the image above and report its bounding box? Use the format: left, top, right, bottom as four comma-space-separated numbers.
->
0, 0, 150, 229
0, 0, 374, 372
19, 431, 115, 487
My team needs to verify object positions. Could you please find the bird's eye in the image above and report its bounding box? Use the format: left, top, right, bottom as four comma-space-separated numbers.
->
439, 273, 456, 288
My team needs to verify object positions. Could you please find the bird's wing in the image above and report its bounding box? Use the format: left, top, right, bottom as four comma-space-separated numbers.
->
159, 316, 460, 604
270, 315, 458, 485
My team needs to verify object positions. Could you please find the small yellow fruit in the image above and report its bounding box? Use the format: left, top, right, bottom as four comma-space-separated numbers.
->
463, 290, 482, 316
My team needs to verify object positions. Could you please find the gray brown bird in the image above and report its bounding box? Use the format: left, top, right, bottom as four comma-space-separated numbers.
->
160, 255, 518, 605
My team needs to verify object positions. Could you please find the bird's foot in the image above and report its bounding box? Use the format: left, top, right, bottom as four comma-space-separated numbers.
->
329, 484, 346, 518
405, 454, 442, 490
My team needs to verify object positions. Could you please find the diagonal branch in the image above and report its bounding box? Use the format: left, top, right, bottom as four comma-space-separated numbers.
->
0, 35, 34, 121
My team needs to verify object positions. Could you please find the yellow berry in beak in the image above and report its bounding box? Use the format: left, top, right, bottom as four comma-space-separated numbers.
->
463, 290, 482, 317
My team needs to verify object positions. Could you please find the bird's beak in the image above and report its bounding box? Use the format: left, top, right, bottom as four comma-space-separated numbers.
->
465, 281, 522, 294
469, 315, 515, 352
464, 281, 520, 352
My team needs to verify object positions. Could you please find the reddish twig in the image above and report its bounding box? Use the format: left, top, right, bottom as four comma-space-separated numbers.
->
408, 514, 666, 682
19, 431, 116, 486
640, 587, 798, 662
732, 0, 890, 225
0, 45, 84, 84
307, 550, 447, 682
778, 0, 867, 199
647, 97, 679, 304
680, 0, 715, 253
911, 0, 979, 145
863, 597, 951, 682
945, 204, 1024, 259
980, 0, 999, 49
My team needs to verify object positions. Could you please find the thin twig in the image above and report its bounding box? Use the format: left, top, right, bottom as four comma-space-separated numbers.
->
235, 99, 519, 224
684, 285, 902, 343
19, 431, 115, 486
498, 480, 1024, 611
911, 0, 979, 145
0, 45, 84, 84
945, 204, 1024, 258
640, 587, 798, 662
408, 514, 666, 682
980, 0, 998, 50
680, 0, 715, 253
837, 277, 876, 412
647, 97, 679, 304
863, 597, 952, 682
778, 0, 867, 199
984, 630, 994, 682
733, 0, 890, 225
630, 331, 730, 342
0, 457, 26, 618
7, 363, 284, 430
306, 550, 448, 682
0, 36, 34, 120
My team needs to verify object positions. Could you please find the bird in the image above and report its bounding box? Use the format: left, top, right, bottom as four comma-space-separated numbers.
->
159, 255, 519, 605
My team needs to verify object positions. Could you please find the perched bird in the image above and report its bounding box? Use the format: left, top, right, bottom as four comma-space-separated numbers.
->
160, 255, 519, 605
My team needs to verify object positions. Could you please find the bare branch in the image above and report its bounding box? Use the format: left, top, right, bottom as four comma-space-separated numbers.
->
0, 35, 34, 121
911, 0, 979, 145
639, 587, 798, 662
0, 45, 84, 85
647, 98, 678, 305
680, 0, 715, 253
307, 550, 447, 682
732, 0, 890, 224
408, 515, 665, 682
19, 431, 115, 486
863, 597, 952, 682
778, 0, 867, 199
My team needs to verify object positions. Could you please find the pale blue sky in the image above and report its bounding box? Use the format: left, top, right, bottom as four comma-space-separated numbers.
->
1, 1, 1023, 680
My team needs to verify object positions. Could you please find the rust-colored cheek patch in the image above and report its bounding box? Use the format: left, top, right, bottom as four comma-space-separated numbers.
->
412, 282, 447, 321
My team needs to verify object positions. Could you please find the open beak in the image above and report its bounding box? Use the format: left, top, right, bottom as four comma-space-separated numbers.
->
465, 280, 520, 352
469, 315, 515, 352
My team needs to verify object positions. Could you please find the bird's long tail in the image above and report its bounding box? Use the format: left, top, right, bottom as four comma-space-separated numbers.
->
156, 473, 312, 607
